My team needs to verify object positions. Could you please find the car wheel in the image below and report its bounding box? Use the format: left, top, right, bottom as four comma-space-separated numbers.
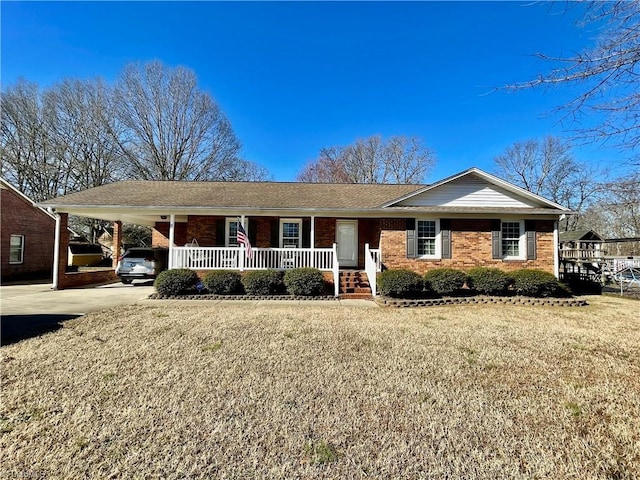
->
121, 278, 133, 285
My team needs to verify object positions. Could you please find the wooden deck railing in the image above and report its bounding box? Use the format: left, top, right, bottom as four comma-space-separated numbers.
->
559, 248, 606, 260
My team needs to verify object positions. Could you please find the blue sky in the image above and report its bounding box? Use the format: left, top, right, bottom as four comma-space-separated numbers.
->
1, 1, 616, 182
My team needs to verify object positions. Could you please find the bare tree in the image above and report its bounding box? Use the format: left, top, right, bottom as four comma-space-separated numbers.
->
297, 135, 436, 184
0, 79, 69, 201
45, 78, 124, 191
494, 136, 602, 231
113, 61, 250, 181
508, 2, 640, 165
578, 173, 640, 238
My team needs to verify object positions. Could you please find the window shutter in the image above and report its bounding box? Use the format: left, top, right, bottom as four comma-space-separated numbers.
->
249, 218, 257, 246
441, 219, 451, 259
215, 219, 225, 246
302, 218, 311, 248
525, 220, 536, 260
406, 219, 416, 258
491, 220, 501, 259
270, 219, 279, 247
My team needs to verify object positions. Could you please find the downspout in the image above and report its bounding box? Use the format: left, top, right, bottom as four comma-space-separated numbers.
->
51, 210, 61, 290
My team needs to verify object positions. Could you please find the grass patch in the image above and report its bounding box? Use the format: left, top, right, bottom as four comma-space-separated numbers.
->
565, 401, 583, 417
200, 341, 222, 352
1, 297, 638, 479
304, 440, 339, 464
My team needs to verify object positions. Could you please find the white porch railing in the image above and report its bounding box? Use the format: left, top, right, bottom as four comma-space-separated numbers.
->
171, 245, 341, 296
172, 246, 336, 271
364, 243, 382, 297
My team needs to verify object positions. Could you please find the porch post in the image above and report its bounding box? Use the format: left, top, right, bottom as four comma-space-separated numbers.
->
310, 216, 315, 268
168, 214, 175, 269
112, 221, 122, 268
553, 220, 559, 279
52, 212, 61, 290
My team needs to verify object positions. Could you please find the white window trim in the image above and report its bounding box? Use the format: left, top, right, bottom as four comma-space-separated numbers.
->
9, 234, 25, 264
225, 218, 240, 247
280, 218, 302, 248
501, 219, 526, 260
416, 218, 441, 259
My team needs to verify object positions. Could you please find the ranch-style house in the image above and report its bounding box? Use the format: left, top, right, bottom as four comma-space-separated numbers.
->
39, 168, 571, 295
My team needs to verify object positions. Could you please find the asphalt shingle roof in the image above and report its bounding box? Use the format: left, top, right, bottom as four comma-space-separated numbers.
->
41, 180, 424, 210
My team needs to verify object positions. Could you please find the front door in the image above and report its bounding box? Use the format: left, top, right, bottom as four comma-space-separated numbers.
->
336, 220, 358, 267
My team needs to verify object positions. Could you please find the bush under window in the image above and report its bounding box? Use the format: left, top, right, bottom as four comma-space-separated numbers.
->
511, 269, 567, 297
467, 267, 512, 296
424, 268, 468, 296
378, 269, 425, 298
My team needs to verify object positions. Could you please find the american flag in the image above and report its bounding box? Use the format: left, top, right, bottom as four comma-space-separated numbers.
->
237, 220, 253, 259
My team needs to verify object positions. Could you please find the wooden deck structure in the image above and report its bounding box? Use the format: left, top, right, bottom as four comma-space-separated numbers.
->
559, 230, 640, 283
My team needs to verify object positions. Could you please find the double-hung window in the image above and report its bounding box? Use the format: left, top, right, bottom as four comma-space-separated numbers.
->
416, 219, 440, 258
280, 219, 301, 248
501, 220, 525, 259
10, 235, 24, 264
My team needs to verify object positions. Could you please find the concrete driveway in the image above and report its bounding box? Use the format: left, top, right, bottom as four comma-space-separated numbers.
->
1, 280, 154, 345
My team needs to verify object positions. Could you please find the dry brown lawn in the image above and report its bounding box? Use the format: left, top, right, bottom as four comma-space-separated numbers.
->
1, 296, 639, 479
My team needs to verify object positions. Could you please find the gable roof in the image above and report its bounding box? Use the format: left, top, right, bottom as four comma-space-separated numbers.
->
381, 168, 571, 211
559, 230, 605, 243
1, 178, 57, 222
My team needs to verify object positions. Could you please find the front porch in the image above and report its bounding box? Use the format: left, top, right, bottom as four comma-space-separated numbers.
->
154, 215, 383, 296
170, 243, 382, 297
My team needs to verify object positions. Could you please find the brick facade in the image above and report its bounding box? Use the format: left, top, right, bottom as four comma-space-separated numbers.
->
1, 186, 55, 281
152, 216, 381, 268
380, 218, 556, 274
151, 215, 556, 275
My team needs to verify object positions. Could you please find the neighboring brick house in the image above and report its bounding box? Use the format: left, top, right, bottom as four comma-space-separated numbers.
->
39, 168, 571, 294
1, 178, 56, 282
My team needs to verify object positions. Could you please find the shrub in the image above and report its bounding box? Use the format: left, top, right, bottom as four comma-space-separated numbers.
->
467, 267, 512, 296
202, 270, 244, 295
154, 268, 199, 296
284, 268, 325, 296
242, 269, 284, 295
424, 268, 468, 296
511, 269, 566, 297
378, 269, 425, 298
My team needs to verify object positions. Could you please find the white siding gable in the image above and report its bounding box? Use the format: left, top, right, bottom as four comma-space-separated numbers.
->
396, 175, 542, 208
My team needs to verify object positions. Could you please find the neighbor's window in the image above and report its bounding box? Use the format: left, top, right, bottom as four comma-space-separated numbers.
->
9, 235, 24, 264
225, 218, 239, 247
280, 219, 301, 248
501, 221, 522, 258
416, 220, 440, 258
